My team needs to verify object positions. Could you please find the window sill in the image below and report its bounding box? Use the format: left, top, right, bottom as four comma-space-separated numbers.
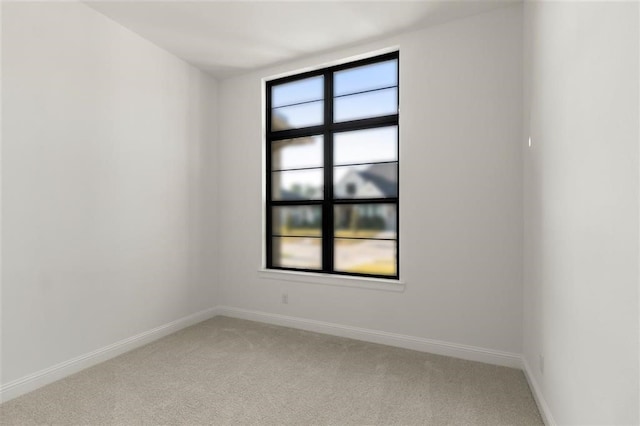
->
258, 269, 406, 292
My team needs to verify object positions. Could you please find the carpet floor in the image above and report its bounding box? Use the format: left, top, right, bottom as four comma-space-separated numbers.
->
1, 316, 543, 425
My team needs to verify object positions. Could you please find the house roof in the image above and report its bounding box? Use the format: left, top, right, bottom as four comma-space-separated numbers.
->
357, 163, 398, 198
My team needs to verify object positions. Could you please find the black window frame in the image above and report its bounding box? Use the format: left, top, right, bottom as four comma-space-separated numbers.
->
265, 51, 399, 280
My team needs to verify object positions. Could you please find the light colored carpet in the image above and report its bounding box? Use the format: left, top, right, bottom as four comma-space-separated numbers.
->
1, 316, 543, 425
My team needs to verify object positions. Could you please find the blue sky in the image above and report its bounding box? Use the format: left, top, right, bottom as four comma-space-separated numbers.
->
271, 59, 398, 194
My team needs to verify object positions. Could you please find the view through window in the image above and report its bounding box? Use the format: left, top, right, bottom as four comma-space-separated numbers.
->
266, 52, 399, 279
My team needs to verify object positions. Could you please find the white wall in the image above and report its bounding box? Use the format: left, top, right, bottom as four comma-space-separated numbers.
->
1, 2, 218, 386
217, 6, 524, 355
523, 2, 639, 424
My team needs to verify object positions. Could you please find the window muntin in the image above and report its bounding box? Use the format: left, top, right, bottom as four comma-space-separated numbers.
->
266, 52, 399, 279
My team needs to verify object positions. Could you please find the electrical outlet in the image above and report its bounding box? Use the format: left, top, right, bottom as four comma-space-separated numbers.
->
281, 293, 288, 304
539, 354, 545, 375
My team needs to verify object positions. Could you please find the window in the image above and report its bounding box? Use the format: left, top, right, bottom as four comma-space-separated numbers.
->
266, 52, 399, 279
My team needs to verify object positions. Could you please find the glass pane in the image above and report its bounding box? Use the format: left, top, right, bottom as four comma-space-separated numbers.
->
334, 163, 397, 199
334, 127, 397, 166
271, 76, 323, 108
272, 135, 323, 171
334, 204, 397, 239
334, 59, 397, 97
334, 88, 397, 122
334, 238, 396, 276
272, 237, 321, 270
272, 169, 323, 200
272, 101, 323, 130
272, 206, 321, 237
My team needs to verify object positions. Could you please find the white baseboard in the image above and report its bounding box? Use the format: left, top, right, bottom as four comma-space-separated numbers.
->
1, 305, 533, 412
0, 307, 218, 404
522, 357, 556, 426
215, 306, 522, 369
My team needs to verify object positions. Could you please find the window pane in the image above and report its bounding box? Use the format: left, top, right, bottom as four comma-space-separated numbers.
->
334, 88, 397, 122
272, 76, 323, 108
334, 238, 396, 276
272, 135, 323, 171
272, 206, 321, 236
272, 237, 321, 270
272, 101, 323, 130
266, 54, 399, 279
334, 163, 397, 199
334, 127, 397, 166
272, 169, 323, 200
334, 204, 397, 239
334, 60, 397, 96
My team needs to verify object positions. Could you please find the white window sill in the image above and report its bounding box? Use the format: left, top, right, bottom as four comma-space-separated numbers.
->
258, 269, 406, 292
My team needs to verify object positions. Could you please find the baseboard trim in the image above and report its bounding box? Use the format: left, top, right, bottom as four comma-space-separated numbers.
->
215, 306, 522, 369
522, 357, 557, 426
1, 305, 529, 407
0, 307, 218, 404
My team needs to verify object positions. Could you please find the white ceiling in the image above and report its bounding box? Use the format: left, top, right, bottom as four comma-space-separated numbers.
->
86, 0, 516, 78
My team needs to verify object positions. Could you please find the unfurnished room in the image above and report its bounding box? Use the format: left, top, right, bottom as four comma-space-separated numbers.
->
1, 1, 639, 425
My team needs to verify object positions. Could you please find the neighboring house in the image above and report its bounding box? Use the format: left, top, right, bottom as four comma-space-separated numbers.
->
273, 110, 397, 234
279, 162, 398, 234
334, 162, 398, 233
334, 162, 397, 199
